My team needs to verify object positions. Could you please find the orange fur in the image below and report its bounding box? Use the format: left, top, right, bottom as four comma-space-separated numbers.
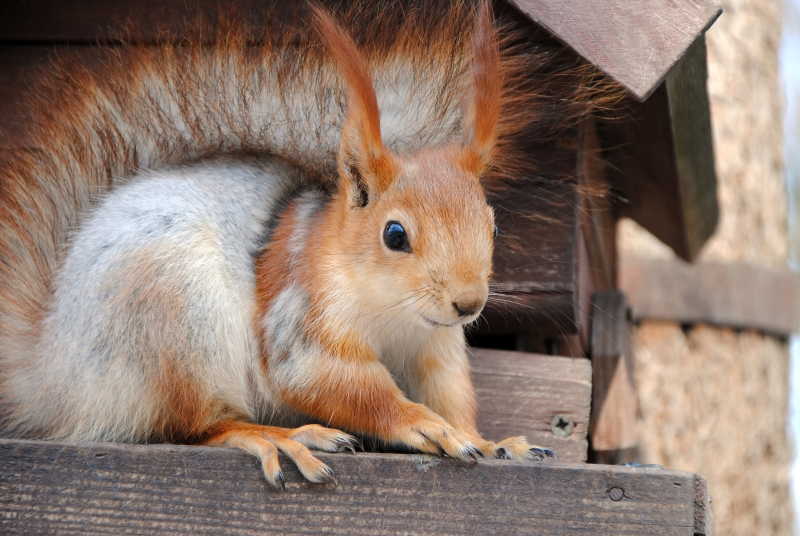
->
312, 5, 399, 198
414, 352, 478, 435
278, 363, 406, 439
153, 355, 220, 442
461, 0, 502, 175
202, 419, 356, 487
254, 201, 300, 368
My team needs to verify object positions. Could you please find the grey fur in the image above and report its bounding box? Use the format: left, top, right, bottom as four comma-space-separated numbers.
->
4, 158, 309, 441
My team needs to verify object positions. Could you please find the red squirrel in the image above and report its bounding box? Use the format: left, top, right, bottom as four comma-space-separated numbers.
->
0, 2, 558, 488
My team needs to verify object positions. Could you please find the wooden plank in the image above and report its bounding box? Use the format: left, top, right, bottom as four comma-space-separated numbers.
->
601, 37, 718, 261
0, 0, 305, 43
485, 170, 581, 336
511, 0, 721, 100
471, 348, 590, 461
574, 119, 617, 354
619, 255, 800, 336
0, 438, 712, 535
663, 36, 719, 259
589, 291, 640, 463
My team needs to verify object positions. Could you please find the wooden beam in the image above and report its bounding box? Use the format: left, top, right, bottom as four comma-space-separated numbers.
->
619, 255, 800, 336
0, 0, 305, 43
510, 0, 721, 101
589, 291, 640, 464
0, 438, 712, 535
601, 36, 719, 261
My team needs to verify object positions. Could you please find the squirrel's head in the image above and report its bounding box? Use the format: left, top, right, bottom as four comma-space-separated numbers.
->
313, 1, 500, 329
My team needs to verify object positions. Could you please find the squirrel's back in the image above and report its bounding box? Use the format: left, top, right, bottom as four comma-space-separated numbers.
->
13, 158, 308, 440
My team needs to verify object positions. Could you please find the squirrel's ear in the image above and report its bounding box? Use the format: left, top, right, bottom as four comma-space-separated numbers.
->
460, 0, 501, 178
312, 5, 397, 207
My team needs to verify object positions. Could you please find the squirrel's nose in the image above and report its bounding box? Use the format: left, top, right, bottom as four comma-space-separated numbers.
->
452, 295, 485, 317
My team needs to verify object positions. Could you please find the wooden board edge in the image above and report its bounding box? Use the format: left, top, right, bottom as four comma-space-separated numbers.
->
665, 34, 719, 260
620, 254, 800, 336
0, 438, 709, 535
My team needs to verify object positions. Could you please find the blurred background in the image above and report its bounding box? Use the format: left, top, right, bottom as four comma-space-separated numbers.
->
622, 0, 794, 533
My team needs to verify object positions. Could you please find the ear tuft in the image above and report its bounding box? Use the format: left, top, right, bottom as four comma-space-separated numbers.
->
461, 0, 501, 177
312, 4, 396, 200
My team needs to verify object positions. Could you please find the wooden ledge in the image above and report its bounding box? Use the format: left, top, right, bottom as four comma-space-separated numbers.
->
620, 254, 800, 336
0, 439, 710, 535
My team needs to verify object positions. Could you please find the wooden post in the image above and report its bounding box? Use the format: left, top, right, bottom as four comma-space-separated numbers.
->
589, 290, 640, 464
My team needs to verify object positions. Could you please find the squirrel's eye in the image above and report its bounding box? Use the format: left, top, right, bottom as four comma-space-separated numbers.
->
383, 221, 410, 252
493, 224, 499, 239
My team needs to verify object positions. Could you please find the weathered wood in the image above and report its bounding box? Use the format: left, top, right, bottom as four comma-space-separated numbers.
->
511, 0, 721, 100
0, 0, 323, 43
619, 255, 800, 336
471, 348, 590, 461
0, 438, 712, 535
517, 119, 617, 357
589, 291, 639, 462
664, 36, 719, 259
574, 119, 617, 354
484, 172, 581, 336
602, 36, 718, 261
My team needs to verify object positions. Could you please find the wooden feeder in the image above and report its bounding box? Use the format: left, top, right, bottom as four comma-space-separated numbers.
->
0, 1, 720, 534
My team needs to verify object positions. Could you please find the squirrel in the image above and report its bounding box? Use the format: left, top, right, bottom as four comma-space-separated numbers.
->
0, 1, 565, 488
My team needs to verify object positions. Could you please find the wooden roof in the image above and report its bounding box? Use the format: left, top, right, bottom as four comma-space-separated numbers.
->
512, 0, 722, 101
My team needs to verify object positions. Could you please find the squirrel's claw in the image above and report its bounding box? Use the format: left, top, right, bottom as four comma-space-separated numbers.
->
334, 435, 359, 454
461, 444, 482, 463
275, 471, 287, 491
529, 447, 556, 461
486, 436, 557, 462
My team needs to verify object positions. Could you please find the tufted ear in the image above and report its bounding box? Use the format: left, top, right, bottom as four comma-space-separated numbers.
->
460, 0, 501, 177
312, 5, 398, 207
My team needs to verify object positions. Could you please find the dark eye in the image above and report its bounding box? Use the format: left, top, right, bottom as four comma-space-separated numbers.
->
493, 224, 499, 239
383, 221, 411, 252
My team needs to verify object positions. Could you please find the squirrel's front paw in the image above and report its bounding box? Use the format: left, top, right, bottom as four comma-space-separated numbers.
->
392, 404, 481, 462
483, 435, 556, 461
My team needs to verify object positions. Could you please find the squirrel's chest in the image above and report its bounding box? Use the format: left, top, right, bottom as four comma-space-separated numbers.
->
373, 326, 429, 386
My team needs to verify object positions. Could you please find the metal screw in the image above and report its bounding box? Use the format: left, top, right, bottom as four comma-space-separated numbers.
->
550, 415, 575, 437
608, 487, 625, 501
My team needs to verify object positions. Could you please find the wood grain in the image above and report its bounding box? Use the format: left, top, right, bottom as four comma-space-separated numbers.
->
620, 255, 800, 336
0, 0, 310, 43
511, 0, 721, 100
0, 438, 711, 535
588, 291, 639, 460
664, 36, 719, 259
471, 348, 590, 461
